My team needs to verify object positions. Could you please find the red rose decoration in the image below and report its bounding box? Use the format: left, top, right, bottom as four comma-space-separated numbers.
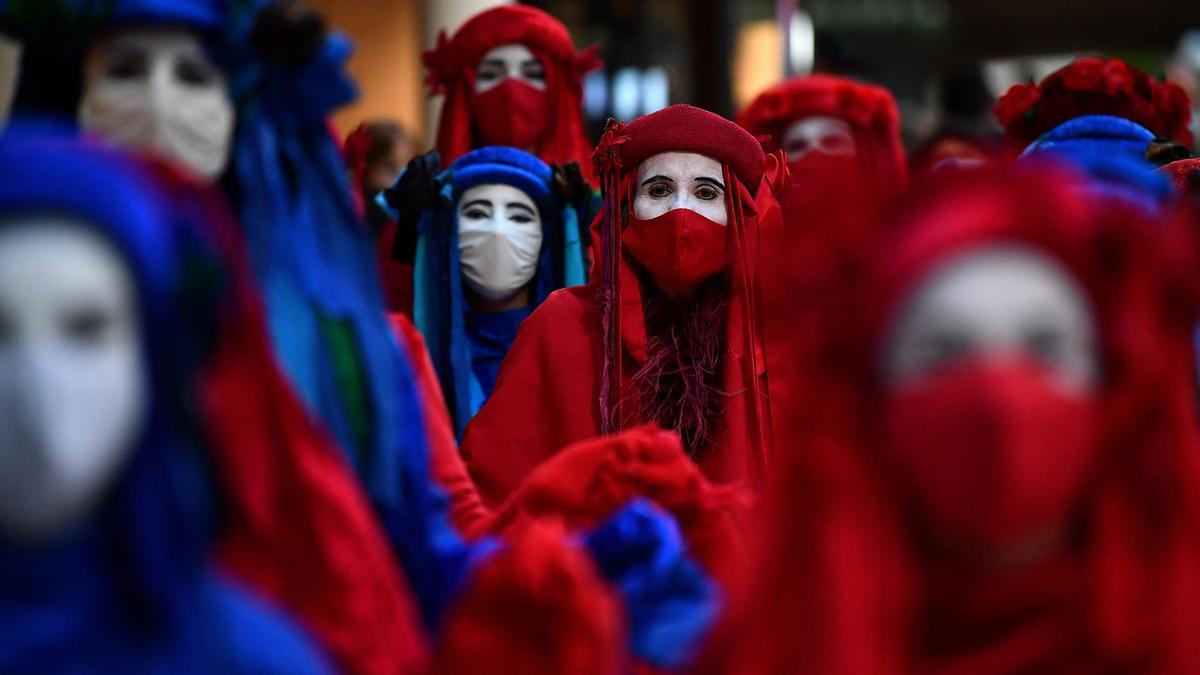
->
994, 83, 1041, 128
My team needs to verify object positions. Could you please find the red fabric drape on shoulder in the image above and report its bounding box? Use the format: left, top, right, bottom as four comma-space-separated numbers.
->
423, 4, 601, 182
460, 104, 785, 508
699, 166, 1200, 674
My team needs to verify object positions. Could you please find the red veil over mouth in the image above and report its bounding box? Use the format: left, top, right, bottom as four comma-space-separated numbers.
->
423, 4, 602, 183
700, 165, 1200, 674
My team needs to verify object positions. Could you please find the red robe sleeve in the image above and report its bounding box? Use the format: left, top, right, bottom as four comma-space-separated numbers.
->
387, 312, 491, 536
459, 287, 605, 506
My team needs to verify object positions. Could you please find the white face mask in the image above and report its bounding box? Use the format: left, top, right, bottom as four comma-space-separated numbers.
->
0, 219, 148, 543
781, 116, 856, 162
474, 43, 547, 92
882, 245, 1098, 393
79, 27, 235, 184
633, 151, 728, 225
457, 183, 543, 303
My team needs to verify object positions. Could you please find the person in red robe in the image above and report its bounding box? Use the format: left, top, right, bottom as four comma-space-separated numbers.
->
460, 104, 787, 507
422, 4, 601, 182
738, 76, 907, 457
700, 165, 1200, 674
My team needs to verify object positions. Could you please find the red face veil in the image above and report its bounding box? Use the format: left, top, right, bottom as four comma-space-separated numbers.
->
699, 166, 1200, 674
423, 5, 601, 182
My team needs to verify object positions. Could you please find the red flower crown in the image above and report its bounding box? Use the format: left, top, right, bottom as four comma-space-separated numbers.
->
995, 56, 1193, 150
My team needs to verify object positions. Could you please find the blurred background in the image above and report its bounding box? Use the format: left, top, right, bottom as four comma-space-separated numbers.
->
235, 0, 1200, 150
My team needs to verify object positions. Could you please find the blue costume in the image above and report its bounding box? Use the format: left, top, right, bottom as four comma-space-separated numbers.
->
404, 147, 587, 436
0, 133, 329, 674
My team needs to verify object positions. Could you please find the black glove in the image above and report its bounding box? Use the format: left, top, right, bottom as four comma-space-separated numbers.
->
384, 149, 443, 263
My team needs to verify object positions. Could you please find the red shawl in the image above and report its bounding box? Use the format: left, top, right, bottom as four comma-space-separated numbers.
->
700, 166, 1200, 674
423, 4, 601, 182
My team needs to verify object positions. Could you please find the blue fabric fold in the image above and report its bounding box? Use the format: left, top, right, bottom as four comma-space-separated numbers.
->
583, 498, 722, 669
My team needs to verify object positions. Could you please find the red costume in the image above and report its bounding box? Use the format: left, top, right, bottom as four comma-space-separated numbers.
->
738, 76, 906, 459
460, 104, 786, 507
701, 166, 1200, 674
995, 56, 1193, 155
423, 4, 601, 181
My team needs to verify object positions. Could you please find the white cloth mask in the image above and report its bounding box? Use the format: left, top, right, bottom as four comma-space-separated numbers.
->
634, 152, 728, 225
781, 116, 856, 162
474, 43, 547, 92
0, 218, 148, 542
882, 245, 1098, 394
457, 183, 544, 302
79, 27, 235, 184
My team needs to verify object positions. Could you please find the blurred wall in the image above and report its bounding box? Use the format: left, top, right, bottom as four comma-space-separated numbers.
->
311, 0, 510, 146
308, 0, 426, 140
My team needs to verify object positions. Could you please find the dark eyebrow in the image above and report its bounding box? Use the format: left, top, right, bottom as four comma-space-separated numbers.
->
640, 174, 674, 187
506, 202, 536, 216
459, 199, 491, 210
695, 176, 725, 190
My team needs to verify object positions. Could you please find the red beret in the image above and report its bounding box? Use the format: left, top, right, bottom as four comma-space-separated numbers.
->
609, 104, 765, 188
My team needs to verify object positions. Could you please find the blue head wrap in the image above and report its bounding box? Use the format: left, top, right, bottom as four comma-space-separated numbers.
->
1019, 115, 1173, 214
410, 146, 587, 437
0, 131, 329, 673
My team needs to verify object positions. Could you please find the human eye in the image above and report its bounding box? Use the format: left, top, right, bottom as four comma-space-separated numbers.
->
694, 184, 721, 201
476, 62, 504, 84
462, 207, 489, 220
646, 182, 672, 199
103, 51, 148, 80
175, 54, 220, 87
59, 306, 116, 346
1023, 323, 1067, 364
520, 59, 545, 83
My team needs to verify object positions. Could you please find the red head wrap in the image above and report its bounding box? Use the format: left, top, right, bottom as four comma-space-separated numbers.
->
590, 104, 786, 490
423, 5, 601, 182
995, 56, 1194, 154
738, 75, 908, 195
702, 166, 1200, 674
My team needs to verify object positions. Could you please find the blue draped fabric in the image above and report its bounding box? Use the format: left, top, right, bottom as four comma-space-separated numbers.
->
1020, 115, 1173, 214
465, 306, 533, 398
0, 133, 328, 674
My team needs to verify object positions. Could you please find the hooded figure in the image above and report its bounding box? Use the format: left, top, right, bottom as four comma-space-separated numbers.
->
738, 74, 907, 213
0, 133, 329, 674
738, 76, 906, 459
461, 104, 786, 505
701, 166, 1200, 674
392, 146, 587, 436
422, 4, 601, 182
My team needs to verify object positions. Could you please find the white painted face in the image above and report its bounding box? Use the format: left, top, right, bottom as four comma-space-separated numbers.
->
882, 245, 1098, 394
781, 115, 856, 162
457, 183, 544, 302
633, 152, 728, 226
0, 219, 148, 543
474, 43, 547, 93
79, 27, 235, 183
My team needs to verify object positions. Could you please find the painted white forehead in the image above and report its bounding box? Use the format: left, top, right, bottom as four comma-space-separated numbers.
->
479, 43, 537, 64
782, 116, 853, 139
635, 152, 724, 180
